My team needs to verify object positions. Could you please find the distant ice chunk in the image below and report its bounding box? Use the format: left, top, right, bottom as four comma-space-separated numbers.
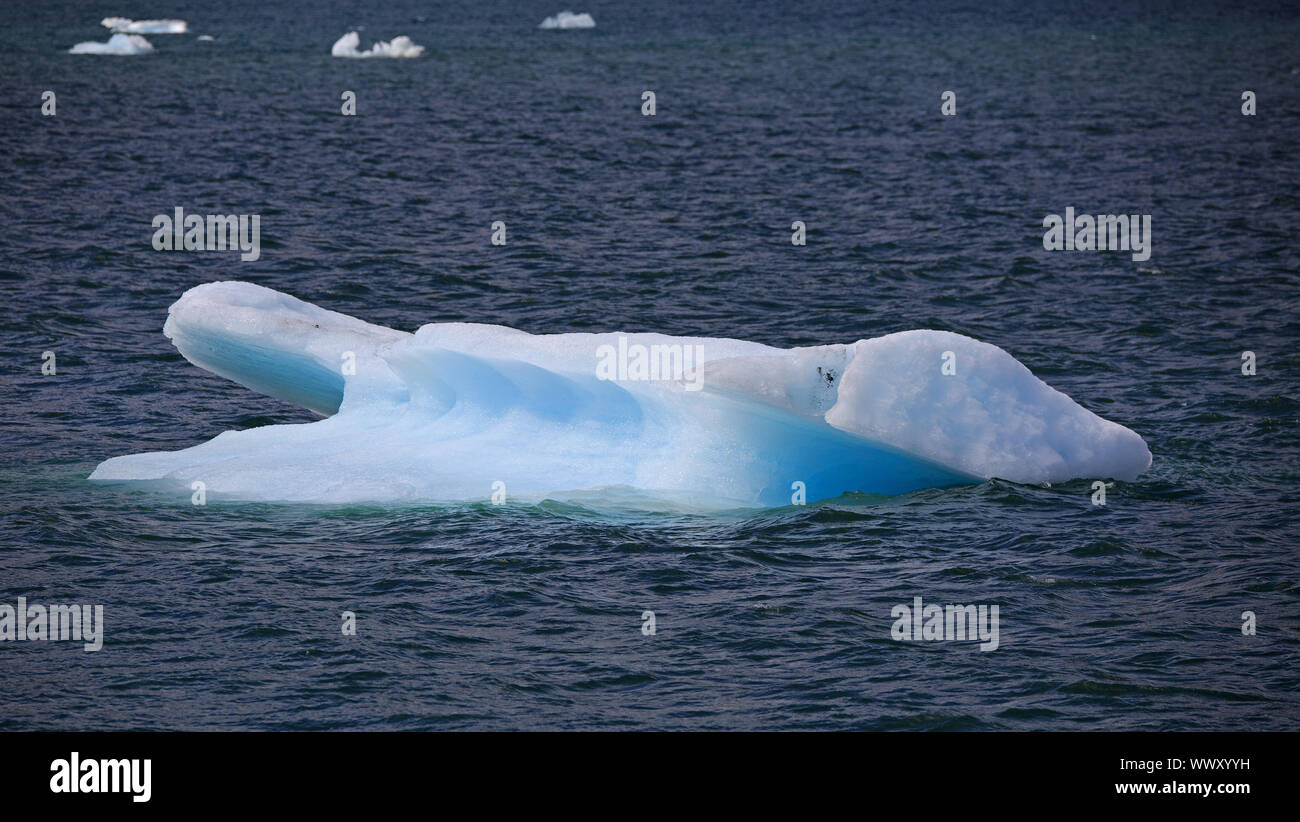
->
101, 17, 187, 34
90, 282, 1152, 508
69, 33, 154, 55
539, 11, 595, 29
331, 31, 425, 58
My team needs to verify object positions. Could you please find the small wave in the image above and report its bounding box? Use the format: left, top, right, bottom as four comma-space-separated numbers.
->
101, 17, 187, 34
331, 31, 425, 58
69, 33, 153, 55
539, 11, 596, 29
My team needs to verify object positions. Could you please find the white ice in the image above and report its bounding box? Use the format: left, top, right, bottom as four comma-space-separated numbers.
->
89, 282, 1152, 508
330, 31, 425, 58
101, 17, 187, 34
539, 11, 596, 29
69, 33, 154, 55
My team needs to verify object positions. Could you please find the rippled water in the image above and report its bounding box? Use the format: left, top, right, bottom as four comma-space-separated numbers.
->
1, 0, 1298, 730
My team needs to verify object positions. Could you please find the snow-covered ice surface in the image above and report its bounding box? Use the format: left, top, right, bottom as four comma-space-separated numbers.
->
101, 17, 187, 34
69, 33, 154, 55
330, 31, 425, 58
90, 283, 1151, 508
539, 11, 596, 29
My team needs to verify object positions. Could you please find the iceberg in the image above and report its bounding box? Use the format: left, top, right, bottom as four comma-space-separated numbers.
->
101, 17, 187, 34
89, 282, 1151, 508
69, 33, 154, 55
539, 11, 596, 29
330, 31, 425, 58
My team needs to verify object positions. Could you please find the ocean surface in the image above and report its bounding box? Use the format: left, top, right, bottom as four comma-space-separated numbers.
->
1, 0, 1298, 730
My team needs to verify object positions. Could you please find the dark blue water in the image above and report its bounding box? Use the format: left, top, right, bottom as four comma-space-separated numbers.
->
2, 0, 1298, 730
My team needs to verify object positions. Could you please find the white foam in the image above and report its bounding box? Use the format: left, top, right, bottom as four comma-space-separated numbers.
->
90, 282, 1151, 507
331, 31, 425, 58
69, 33, 154, 55
101, 17, 187, 34
539, 11, 596, 29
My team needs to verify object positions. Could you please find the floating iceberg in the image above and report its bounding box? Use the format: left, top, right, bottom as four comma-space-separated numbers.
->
89, 282, 1151, 508
101, 17, 187, 34
330, 31, 425, 58
539, 11, 595, 29
69, 33, 154, 55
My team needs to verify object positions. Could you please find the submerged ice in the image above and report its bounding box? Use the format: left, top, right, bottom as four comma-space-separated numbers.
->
89, 282, 1151, 508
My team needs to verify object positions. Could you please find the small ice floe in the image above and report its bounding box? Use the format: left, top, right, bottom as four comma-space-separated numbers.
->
539, 11, 595, 29
101, 17, 187, 34
330, 31, 425, 58
89, 282, 1153, 507
197, 35, 214, 41
69, 33, 154, 55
